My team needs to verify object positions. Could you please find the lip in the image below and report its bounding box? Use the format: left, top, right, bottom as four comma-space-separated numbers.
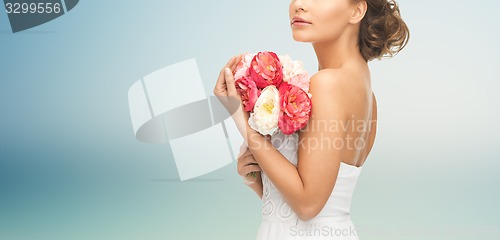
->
291, 16, 312, 26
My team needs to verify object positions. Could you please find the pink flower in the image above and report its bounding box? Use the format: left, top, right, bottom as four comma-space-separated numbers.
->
249, 51, 283, 89
235, 76, 261, 112
233, 52, 254, 81
278, 54, 312, 98
287, 73, 312, 99
278, 82, 312, 135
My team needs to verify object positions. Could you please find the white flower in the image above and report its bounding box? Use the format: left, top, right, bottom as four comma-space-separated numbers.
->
248, 85, 280, 136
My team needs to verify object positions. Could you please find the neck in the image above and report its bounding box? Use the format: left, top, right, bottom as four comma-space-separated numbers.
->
312, 27, 364, 71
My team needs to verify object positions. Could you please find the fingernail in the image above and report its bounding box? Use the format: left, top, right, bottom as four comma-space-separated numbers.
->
225, 68, 231, 75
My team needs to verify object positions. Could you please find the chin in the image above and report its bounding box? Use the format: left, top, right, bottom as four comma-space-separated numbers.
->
291, 31, 314, 42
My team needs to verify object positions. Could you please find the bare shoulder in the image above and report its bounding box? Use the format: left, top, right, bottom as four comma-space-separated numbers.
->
310, 68, 366, 94
309, 68, 367, 113
310, 68, 360, 86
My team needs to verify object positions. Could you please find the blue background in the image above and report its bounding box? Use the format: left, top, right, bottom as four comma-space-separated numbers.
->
1, 0, 499, 239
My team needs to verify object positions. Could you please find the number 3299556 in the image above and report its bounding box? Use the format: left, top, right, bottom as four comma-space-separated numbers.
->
5, 2, 62, 14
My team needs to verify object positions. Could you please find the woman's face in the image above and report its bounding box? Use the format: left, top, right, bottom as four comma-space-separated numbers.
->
289, 0, 355, 43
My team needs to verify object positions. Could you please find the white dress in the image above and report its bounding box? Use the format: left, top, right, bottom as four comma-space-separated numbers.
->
255, 130, 362, 240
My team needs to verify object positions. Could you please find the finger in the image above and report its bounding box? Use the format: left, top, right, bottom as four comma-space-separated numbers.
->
238, 142, 248, 154
245, 163, 259, 169
214, 56, 237, 96
224, 56, 238, 76
237, 149, 251, 159
226, 55, 243, 96
238, 154, 254, 165
239, 157, 258, 169
230, 54, 243, 73
213, 74, 227, 96
238, 148, 252, 159
245, 165, 262, 174
224, 67, 238, 97
238, 162, 260, 177
214, 68, 230, 96
246, 159, 259, 165
242, 151, 257, 163
225, 55, 237, 68
241, 156, 259, 167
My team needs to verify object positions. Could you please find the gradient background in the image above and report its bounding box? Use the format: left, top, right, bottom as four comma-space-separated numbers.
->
1, 0, 499, 239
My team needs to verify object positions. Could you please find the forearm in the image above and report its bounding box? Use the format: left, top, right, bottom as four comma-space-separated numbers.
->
231, 110, 250, 145
233, 108, 307, 208
245, 125, 308, 213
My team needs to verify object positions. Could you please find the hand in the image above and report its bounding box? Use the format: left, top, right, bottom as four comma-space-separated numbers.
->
237, 143, 262, 184
213, 55, 244, 117
213, 55, 251, 139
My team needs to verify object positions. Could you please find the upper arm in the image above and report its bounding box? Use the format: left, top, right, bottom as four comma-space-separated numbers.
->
366, 92, 378, 155
296, 69, 354, 220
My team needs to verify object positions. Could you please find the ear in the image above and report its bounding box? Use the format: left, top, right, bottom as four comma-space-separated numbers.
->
349, 1, 367, 24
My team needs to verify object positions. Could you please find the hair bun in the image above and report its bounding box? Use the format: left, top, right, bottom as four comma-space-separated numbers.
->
358, 0, 410, 62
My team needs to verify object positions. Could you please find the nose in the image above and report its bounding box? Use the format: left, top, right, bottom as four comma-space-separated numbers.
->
291, 0, 307, 13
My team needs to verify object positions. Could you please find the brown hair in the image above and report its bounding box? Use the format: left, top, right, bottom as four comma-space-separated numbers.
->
356, 0, 410, 62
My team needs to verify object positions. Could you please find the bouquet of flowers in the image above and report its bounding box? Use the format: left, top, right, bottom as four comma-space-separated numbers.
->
234, 51, 313, 139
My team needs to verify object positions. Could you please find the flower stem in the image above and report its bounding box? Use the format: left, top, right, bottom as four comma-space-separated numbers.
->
246, 171, 259, 178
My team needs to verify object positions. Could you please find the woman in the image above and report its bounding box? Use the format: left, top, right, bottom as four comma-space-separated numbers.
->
213, 0, 409, 239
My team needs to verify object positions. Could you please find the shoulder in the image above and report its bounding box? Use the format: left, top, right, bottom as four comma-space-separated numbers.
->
310, 68, 362, 88
309, 68, 365, 102
308, 68, 364, 116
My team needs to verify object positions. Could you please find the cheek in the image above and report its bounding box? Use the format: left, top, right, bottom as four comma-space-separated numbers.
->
314, 6, 350, 39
